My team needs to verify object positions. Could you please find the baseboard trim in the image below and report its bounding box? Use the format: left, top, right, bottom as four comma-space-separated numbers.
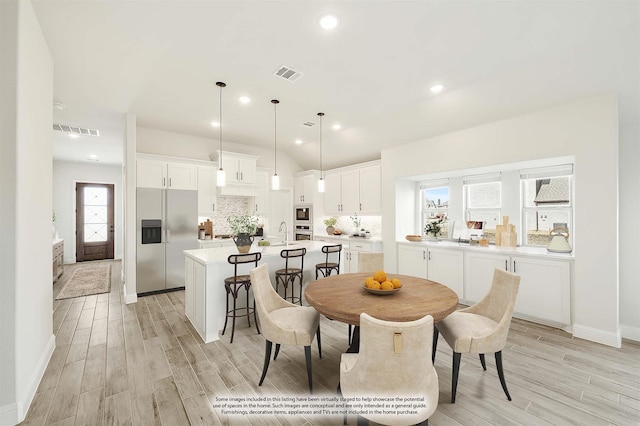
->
2, 334, 56, 425
123, 283, 137, 304
573, 323, 621, 348
620, 323, 640, 342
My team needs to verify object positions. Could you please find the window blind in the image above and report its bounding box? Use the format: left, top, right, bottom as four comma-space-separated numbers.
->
462, 172, 501, 185
520, 164, 573, 180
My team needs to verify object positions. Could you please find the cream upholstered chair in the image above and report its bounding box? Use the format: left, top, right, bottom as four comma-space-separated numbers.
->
357, 252, 384, 273
340, 313, 438, 426
433, 268, 520, 403
249, 263, 321, 393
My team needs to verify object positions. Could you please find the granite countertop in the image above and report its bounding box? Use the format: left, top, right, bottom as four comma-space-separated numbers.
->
184, 240, 327, 265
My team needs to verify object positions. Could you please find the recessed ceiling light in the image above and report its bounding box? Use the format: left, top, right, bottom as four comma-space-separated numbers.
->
69, 134, 79, 139
238, 96, 251, 104
87, 154, 98, 161
210, 121, 220, 127
295, 139, 303, 145
430, 84, 444, 93
332, 123, 341, 130
53, 101, 65, 110
319, 15, 339, 30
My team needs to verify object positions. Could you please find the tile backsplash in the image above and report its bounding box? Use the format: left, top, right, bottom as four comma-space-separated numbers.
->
321, 215, 382, 237
199, 196, 251, 236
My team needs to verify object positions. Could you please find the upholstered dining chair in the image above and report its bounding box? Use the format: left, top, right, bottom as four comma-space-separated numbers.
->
249, 263, 322, 394
433, 268, 520, 403
340, 313, 439, 426
357, 252, 384, 272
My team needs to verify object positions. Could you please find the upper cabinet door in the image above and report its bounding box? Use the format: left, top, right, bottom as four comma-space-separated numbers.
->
340, 169, 360, 215
324, 173, 342, 213
167, 163, 196, 190
137, 159, 167, 188
197, 165, 216, 214
359, 165, 381, 214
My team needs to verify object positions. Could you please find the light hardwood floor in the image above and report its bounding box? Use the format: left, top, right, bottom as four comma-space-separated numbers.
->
21, 260, 640, 425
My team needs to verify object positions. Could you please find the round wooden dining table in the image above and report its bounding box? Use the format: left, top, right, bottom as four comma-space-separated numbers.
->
305, 272, 459, 326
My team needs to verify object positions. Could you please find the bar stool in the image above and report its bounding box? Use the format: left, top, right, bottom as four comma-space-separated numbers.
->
315, 244, 342, 279
275, 248, 306, 305
222, 252, 262, 343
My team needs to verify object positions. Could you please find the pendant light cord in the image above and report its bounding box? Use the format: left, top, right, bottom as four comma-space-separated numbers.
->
216, 82, 226, 167
272, 99, 279, 174
318, 112, 325, 179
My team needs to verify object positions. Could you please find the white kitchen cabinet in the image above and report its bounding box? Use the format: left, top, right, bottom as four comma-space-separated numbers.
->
137, 159, 196, 190
427, 248, 464, 298
397, 244, 428, 279
222, 152, 257, 184
511, 256, 571, 324
197, 165, 217, 215
253, 170, 269, 215
345, 239, 383, 273
198, 239, 234, 249
464, 250, 571, 325
324, 161, 381, 215
294, 173, 318, 205
397, 244, 463, 298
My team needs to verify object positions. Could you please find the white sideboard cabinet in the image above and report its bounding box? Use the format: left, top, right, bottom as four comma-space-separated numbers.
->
397, 244, 463, 298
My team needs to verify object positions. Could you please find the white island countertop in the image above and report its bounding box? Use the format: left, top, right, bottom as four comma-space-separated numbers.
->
184, 240, 329, 266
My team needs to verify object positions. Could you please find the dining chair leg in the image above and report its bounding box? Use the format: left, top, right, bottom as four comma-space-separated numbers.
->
304, 346, 313, 394
495, 351, 512, 401
222, 290, 230, 336
253, 300, 260, 334
245, 284, 251, 327
258, 340, 273, 386
432, 326, 439, 363
451, 352, 461, 403
230, 286, 237, 343
316, 325, 322, 358
274, 343, 281, 360
479, 353, 486, 370
348, 324, 352, 345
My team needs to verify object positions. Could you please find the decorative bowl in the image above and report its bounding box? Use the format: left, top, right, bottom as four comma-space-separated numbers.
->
405, 235, 422, 242
363, 285, 401, 296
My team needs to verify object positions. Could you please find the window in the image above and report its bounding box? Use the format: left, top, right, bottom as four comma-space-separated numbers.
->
420, 180, 449, 238
464, 173, 501, 243
521, 165, 573, 247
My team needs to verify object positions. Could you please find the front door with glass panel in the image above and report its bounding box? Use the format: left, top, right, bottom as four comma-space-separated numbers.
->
75, 182, 115, 261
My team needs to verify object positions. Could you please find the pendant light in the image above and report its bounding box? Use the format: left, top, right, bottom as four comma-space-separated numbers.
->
215, 81, 226, 187
317, 112, 325, 192
271, 99, 280, 190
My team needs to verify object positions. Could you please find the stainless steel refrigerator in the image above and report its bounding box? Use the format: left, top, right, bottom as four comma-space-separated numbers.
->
136, 188, 198, 295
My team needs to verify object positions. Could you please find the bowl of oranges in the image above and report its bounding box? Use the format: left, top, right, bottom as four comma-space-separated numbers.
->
363, 270, 402, 295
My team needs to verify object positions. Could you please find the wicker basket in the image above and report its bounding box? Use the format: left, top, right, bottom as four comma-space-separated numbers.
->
405, 235, 422, 242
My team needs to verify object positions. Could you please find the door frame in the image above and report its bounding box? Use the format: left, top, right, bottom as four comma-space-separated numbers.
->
73, 180, 117, 262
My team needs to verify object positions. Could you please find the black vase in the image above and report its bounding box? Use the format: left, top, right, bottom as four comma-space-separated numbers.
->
233, 233, 254, 253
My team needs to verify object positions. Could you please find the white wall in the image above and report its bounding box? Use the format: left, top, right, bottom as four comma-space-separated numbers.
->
619, 123, 640, 340
136, 126, 303, 189
0, 1, 55, 424
53, 160, 124, 263
382, 95, 622, 347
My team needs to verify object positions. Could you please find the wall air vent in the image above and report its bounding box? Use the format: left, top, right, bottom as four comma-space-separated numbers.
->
273, 65, 303, 82
302, 121, 316, 127
53, 123, 100, 136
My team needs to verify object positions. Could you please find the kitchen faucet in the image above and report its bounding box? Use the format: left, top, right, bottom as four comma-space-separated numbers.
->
279, 221, 288, 244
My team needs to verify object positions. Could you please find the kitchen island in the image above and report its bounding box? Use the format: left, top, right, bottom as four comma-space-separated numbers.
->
183, 240, 336, 343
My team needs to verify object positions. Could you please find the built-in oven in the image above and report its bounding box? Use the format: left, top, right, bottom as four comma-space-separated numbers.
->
295, 205, 312, 223
294, 223, 313, 240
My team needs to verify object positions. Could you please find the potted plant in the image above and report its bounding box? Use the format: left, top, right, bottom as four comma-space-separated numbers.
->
323, 217, 337, 235
424, 215, 447, 240
226, 214, 259, 253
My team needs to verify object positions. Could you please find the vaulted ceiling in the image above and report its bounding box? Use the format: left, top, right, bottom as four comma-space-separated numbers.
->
34, 1, 639, 170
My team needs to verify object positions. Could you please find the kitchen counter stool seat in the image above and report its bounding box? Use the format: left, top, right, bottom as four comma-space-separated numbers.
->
223, 252, 262, 343
315, 244, 342, 279
275, 248, 306, 305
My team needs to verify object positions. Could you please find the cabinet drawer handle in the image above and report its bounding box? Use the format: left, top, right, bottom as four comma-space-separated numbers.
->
169, 177, 172, 187
428, 251, 431, 261
505, 260, 508, 271
163, 177, 166, 187
423, 251, 426, 260
241, 172, 243, 180
513, 261, 516, 273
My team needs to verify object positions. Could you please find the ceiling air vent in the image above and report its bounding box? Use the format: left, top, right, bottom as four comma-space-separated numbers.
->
53, 123, 100, 136
273, 65, 303, 82
301, 121, 316, 127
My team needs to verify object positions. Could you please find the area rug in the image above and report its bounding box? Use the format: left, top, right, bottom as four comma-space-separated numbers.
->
55, 264, 111, 300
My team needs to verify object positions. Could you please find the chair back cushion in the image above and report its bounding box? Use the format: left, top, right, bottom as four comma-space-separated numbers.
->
340, 313, 438, 424
357, 252, 384, 273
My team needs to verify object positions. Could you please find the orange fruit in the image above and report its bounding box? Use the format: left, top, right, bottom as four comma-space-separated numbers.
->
380, 280, 394, 291
373, 270, 387, 283
369, 281, 381, 290
391, 278, 402, 289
